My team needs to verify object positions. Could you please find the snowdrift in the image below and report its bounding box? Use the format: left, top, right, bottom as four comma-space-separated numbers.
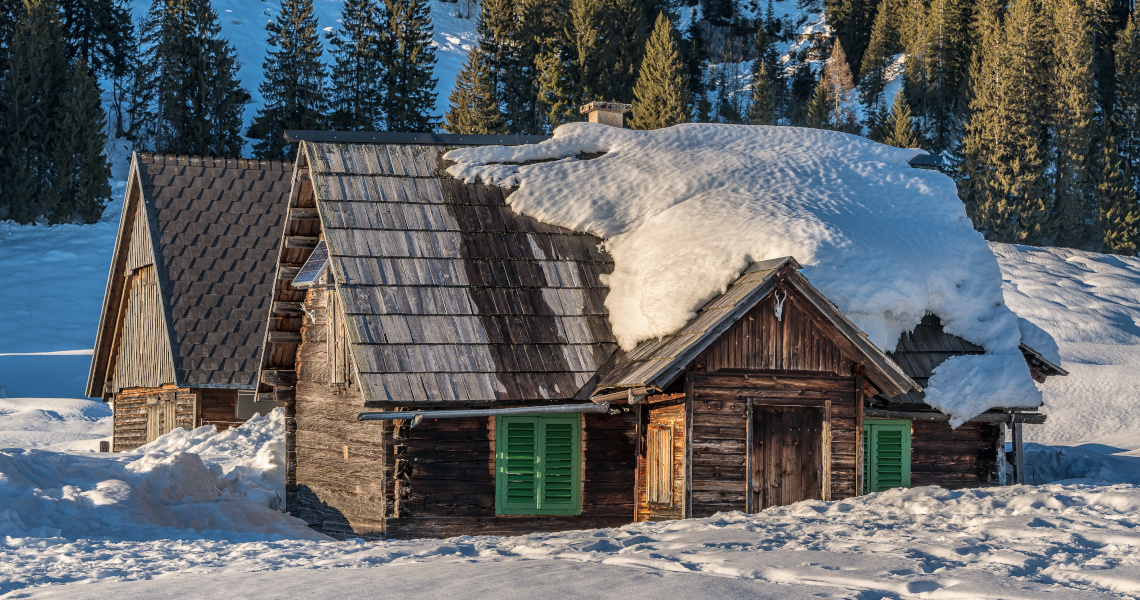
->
0, 409, 323, 541
446, 123, 1041, 424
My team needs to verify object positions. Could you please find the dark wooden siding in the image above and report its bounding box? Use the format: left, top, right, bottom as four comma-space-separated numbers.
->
696, 286, 861, 377
385, 410, 636, 539
911, 420, 1002, 488
197, 389, 239, 430
636, 403, 686, 522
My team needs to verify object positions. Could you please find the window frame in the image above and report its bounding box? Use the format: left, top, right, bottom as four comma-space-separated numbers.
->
863, 418, 912, 493
495, 414, 583, 516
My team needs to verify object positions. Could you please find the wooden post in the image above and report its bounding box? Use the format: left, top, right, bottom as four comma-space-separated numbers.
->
684, 371, 694, 519
745, 397, 754, 513
1013, 422, 1025, 484
853, 366, 865, 496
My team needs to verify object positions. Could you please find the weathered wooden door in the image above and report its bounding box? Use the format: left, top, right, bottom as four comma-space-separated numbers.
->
750, 403, 824, 511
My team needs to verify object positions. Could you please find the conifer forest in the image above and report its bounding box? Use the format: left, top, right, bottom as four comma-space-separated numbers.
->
0, 0, 1137, 255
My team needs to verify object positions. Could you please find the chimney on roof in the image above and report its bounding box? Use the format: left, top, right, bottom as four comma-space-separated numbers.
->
580, 101, 632, 128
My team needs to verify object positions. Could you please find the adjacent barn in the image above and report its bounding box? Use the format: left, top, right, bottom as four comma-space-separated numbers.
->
258, 127, 1065, 540
87, 153, 291, 451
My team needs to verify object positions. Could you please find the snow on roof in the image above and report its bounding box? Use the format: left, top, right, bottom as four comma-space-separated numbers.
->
445, 123, 1042, 424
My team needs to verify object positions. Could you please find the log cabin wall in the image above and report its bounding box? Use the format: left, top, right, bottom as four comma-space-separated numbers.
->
289, 284, 388, 539
636, 403, 686, 522
910, 420, 1002, 488
112, 385, 196, 451
196, 389, 240, 430
384, 410, 636, 539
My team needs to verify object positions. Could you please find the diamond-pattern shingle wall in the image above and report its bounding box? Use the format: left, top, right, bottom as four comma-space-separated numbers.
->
136, 154, 292, 388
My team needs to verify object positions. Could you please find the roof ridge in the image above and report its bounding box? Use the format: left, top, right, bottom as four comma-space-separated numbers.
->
135, 152, 294, 171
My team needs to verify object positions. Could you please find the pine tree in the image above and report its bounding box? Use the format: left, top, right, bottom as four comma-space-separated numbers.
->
132, 0, 246, 157
865, 96, 891, 141
630, 12, 690, 130
249, 0, 328, 159
958, 0, 1004, 237
822, 40, 857, 132
444, 46, 505, 134
57, 0, 133, 78
711, 62, 744, 123
499, 0, 552, 134
920, 0, 973, 153
1099, 136, 1140, 255
994, 0, 1054, 244
327, 0, 383, 131
51, 59, 112, 224
683, 18, 709, 121
536, 44, 580, 128
787, 56, 816, 125
0, 0, 68, 223
748, 59, 776, 124
1051, 0, 1097, 249
805, 77, 831, 129
572, 0, 648, 104
380, 0, 438, 131
701, 0, 735, 27
1114, 9, 1140, 197
858, 0, 897, 107
883, 91, 920, 148
824, 0, 878, 77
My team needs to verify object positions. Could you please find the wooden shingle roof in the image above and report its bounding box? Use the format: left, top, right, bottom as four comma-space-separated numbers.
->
138, 154, 291, 388
304, 141, 619, 404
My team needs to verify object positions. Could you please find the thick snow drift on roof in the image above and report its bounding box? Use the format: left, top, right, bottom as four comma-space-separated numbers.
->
445, 123, 1039, 421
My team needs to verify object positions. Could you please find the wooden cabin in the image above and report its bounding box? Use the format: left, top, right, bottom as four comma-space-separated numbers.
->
258, 131, 1065, 540
87, 153, 292, 451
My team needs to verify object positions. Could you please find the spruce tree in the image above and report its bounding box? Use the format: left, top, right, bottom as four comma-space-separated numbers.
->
805, 77, 831, 129
920, 0, 973, 153
1114, 9, 1140, 197
1051, 0, 1097, 249
994, 0, 1054, 244
249, 0, 328, 159
498, 0, 551, 134
51, 59, 112, 223
711, 62, 744, 123
858, 0, 897, 107
787, 57, 816, 125
327, 0, 383, 131
824, 0, 878, 77
630, 12, 690, 130
0, 0, 67, 223
748, 59, 776, 125
958, 0, 1004, 237
444, 46, 505, 134
823, 40, 857, 132
133, 0, 246, 157
883, 91, 920, 148
571, 0, 648, 104
380, 0, 438, 131
57, 0, 133, 78
683, 19, 709, 121
536, 44, 580, 128
1099, 136, 1140, 255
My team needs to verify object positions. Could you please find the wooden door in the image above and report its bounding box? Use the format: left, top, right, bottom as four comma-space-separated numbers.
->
750, 403, 824, 511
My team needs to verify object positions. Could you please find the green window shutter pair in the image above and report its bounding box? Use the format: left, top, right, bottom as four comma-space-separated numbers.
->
863, 419, 911, 493
496, 415, 582, 515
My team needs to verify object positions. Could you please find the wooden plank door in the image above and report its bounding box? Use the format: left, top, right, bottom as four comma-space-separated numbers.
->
751, 404, 823, 511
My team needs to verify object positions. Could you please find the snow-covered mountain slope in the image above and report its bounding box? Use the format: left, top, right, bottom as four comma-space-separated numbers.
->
992, 243, 1140, 483
0, 398, 110, 451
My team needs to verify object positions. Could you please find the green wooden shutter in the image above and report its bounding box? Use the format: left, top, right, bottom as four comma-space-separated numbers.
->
496, 415, 582, 515
863, 419, 911, 493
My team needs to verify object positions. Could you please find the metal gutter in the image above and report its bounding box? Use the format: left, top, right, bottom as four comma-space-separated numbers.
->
358, 402, 613, 426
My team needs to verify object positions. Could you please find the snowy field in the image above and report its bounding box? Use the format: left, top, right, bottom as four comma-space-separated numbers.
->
0, 406, 1139, 598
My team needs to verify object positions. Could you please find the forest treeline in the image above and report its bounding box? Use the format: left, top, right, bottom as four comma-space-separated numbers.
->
0, 0, 1137, 256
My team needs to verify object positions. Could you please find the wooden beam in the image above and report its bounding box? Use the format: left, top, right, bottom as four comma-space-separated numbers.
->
273, 301, 305, 315
279, 266, 301, 279
290, 207, 319, 220
864, 408, 1046, 424
268, 331, 302, 344
285, 236, 319, 249
262, 369, 298, 386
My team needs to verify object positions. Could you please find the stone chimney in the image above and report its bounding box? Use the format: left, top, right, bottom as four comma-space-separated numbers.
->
580, 101, 632, 128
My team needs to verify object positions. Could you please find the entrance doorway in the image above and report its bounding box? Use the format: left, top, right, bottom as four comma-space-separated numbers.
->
749, 401, 826, 511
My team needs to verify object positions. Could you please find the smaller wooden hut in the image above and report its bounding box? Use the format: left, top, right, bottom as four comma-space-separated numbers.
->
87, 153, 292, 451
